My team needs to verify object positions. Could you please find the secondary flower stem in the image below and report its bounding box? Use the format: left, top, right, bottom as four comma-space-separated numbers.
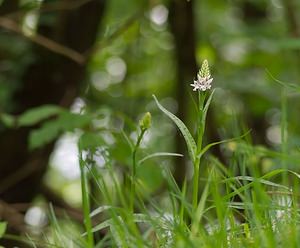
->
130, 129, 146, 212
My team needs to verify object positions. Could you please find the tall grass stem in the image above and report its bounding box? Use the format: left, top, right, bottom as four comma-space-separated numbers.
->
79, 150, 94, 248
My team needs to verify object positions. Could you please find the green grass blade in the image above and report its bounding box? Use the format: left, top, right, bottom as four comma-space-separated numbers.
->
198, 130, 251, 159
202, 89, 216, 128
78, 149, 94, 248
138, 152, 183, 165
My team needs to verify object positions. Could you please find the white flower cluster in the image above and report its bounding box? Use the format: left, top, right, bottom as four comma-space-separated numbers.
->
190, 75, 213, 91
190, 60, 213, 92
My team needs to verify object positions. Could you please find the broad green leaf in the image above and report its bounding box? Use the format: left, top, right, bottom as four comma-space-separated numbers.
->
0, 113, 15, 128
29, 111, 93, 149
55, 112, 92, 131
153, 95, 197, 161
78, 132, 105, 151
0, 222, 7, 238
29, 120, 61, 150
18, 105, 63, 127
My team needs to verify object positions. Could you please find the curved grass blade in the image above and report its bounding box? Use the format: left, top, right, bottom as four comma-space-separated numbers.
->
198, 130, 251, 159
222, 169, 288, 201
84, 214, 151, 235
138, 152, 183, 165
223, 175, 290, 191
266, 69, 300, 93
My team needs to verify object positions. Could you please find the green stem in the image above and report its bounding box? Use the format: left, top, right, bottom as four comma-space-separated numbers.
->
130, 129, 146, 212
79, 150, 94, 248
281, 88, 288, 182
192, 91, 206, 210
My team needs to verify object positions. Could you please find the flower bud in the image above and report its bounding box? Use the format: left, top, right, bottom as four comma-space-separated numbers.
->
199, 59, 211, 78
139, 112, 151, 131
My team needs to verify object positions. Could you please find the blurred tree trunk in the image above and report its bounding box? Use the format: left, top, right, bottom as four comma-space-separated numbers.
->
168, 0, 198, 186
241, 1, 270, 146
0, 0, 19, 15
0, 0, 106, 240
282, 0, 300, 72
283, 0, 300, 37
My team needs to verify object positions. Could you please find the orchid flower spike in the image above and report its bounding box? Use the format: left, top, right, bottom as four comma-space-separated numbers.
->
190, 60, 213, 92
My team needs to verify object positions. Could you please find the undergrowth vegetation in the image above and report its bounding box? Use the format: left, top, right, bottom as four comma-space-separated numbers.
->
2, 60, 300, 248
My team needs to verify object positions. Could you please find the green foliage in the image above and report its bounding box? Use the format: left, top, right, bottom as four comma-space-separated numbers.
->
3, 0, 300, 247
0, 113, 15, 128
0, 222, 6, 239
29, 111, 92, 149
78, 132, 105, 151
18, 105, 63, 127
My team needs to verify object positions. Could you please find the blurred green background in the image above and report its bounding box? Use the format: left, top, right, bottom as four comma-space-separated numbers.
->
1, 0, 300, 245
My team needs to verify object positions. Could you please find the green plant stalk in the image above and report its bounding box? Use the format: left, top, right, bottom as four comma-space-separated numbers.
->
130, 129, 146, 212
192, 91, 207, 210
281, 88, 288, 182
79, 151, 94, 248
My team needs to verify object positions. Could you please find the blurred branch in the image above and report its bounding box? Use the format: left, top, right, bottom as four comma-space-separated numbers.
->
0, 156, 39, 194
84, 9, 144, 57
282, 0, 300, 76
40, 184, 85, 223
0, 16, 86, 64
0, 7, 145, 64
0, 200, 26, 233
283, 0, 300, 37
0, 0, 19, 16
9, 198, 85, 225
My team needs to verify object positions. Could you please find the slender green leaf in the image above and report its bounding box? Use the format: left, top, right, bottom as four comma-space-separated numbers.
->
85, 214, 150, 235
198, 130, 251, 159
222, 169, 288, 201
90, 205, 120, 218
227, 176, 290, 191
202, 89, 216, 128
138, 152, 183, 165
153, 95, 197, 161
191, 172, 210, 234
266, 69, 300, 93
